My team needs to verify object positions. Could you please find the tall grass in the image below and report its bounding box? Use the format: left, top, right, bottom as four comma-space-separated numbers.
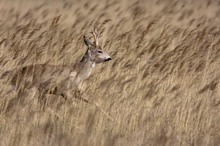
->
0, 0, 220, 145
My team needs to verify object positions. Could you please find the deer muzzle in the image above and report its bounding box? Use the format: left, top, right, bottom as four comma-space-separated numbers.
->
105, 57, 112, 62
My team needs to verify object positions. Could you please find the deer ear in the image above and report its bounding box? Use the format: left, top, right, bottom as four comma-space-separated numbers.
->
84, 36, 93, 48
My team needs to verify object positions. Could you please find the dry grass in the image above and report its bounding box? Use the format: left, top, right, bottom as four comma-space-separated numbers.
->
0, 0, 220, 145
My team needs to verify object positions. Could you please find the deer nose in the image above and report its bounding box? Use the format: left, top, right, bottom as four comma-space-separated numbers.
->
105, 57, 112, 62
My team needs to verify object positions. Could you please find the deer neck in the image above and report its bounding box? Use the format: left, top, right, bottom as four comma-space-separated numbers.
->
71, 51, 95, 82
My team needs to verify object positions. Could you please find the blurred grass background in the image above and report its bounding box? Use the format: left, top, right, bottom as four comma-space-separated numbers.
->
0, 0, 220, 145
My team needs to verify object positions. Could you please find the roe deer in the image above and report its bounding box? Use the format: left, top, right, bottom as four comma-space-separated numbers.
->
1, 29, 111, 103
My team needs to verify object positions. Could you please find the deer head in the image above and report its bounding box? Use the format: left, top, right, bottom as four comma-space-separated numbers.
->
83, 29, 111, 64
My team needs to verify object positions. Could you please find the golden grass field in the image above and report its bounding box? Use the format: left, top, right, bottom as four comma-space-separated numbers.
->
0, 0, 220, 145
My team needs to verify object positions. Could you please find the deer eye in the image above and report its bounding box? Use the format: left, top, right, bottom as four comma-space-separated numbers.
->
98, 50, 103, 54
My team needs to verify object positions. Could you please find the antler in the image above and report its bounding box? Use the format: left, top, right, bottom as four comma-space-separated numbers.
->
91, 28, 100, 45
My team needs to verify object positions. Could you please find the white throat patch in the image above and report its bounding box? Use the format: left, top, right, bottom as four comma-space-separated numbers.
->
91, 63, 96, 68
